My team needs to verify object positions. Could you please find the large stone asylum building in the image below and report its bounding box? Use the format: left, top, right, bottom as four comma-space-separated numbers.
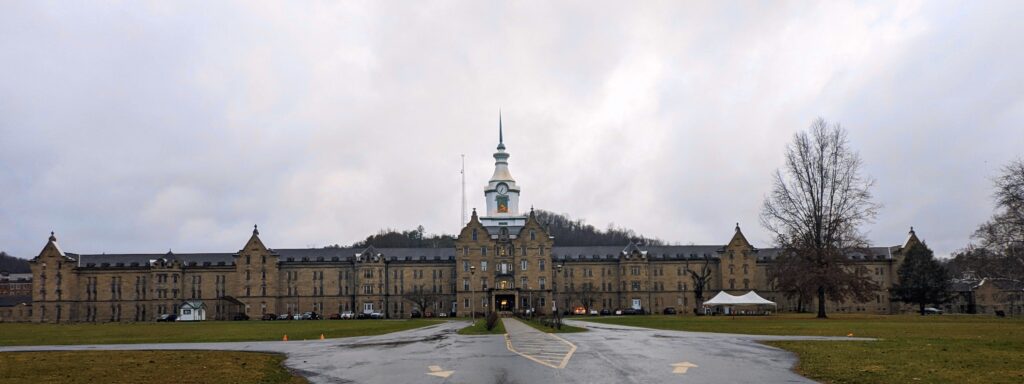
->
26, 128, 925, 323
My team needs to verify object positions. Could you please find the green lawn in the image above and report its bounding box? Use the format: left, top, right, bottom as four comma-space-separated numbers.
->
0, 350, 306, 384
0, 319, 443, 346
458, 318, 506, 335
581, 314, 1024, 384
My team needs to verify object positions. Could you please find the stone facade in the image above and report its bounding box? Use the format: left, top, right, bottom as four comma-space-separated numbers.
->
25, 128, 944, 323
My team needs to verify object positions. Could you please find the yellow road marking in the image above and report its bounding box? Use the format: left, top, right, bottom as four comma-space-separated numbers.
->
504, 332, 578, 369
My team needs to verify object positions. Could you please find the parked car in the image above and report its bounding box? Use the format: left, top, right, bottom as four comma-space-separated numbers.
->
614, 309, 623, 315
340, 311, 355, 319
600, 308, 611, 316
357, 312, 370, 319
438, 312, 448, 318
156, 314, 177, 322
663, 307, 678, 315
589, 309, 599, 316
232, 313, 250, 321
305, 312, 321, 320
328, 313, 342, 320
261, 313, 278, 321
410, 310, 422, 318
573, 307, 587, 315
622, 308, 642, 315
277, 313, 292, 320
923, 307, 943, 315
369, 312, 384, 319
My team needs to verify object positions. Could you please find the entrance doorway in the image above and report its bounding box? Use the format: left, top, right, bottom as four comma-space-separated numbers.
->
495, 294, 516, 311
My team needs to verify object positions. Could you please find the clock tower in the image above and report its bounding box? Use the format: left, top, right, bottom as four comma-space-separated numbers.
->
483, 115, 523, 223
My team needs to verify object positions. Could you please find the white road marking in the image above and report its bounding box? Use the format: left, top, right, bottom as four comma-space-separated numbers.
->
672, 361, 698, 374
426, 365, 454, 378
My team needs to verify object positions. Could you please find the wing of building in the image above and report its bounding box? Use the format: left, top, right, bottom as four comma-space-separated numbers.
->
19, 120, 1009, 323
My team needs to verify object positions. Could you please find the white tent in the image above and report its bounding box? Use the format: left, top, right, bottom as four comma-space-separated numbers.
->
702, 291, 777, 315
703, 291, 743, 305
736, 291, 777, 306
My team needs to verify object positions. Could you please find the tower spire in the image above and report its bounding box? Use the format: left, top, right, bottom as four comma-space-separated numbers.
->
497, 110, 505, 150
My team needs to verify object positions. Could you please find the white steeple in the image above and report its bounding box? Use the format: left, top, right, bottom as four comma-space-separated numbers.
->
484, 112, 522, 218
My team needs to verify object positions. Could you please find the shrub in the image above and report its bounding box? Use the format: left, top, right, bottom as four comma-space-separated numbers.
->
485, 311, 499, 331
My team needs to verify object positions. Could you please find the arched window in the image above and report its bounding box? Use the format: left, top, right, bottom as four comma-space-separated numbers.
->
472, 229, 477, 240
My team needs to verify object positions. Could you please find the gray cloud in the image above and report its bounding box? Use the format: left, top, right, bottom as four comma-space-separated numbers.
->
2, 1, 1022, 258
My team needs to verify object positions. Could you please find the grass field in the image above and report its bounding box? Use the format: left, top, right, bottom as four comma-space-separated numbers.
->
0, 319, 443, 346
0, 350, 306, 384
458, 318, 506, 335
581, 314, 1024, 384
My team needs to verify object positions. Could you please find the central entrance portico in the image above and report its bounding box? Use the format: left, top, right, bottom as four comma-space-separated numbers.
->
494, 291, 517, 312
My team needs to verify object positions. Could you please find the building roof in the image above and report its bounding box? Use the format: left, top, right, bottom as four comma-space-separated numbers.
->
979, 278, 1024, 291
71, 252, 236, 268
0, 295, 32, 307
275, 247, 455, 263
0, 272, 32, 281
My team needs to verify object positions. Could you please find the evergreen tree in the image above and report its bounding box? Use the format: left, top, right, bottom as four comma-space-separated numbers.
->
893, 242, 951, 315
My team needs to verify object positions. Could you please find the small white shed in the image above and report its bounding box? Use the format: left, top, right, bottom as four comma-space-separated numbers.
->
178, 300, 207, 321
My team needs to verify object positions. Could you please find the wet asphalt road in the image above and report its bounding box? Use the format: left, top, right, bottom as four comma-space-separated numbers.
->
0, 319, 871, 383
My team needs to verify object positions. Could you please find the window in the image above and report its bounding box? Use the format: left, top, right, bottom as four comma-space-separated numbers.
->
539, 260, 545, 271
471, 229, 477, 240
539, 278, 546, 290
530, 230, 536, 240
520, 260, 528, 271
482, 247, 487, 256
631, 281, 640, 291
463, 260, 469, 272
363, 303, 373, 312
183, 309, 191, 315
521, 277, 528, 289
631, 266, 640, 276
463, 279, 470, 291
481, 278, 488, 290
481, 261, 488, 272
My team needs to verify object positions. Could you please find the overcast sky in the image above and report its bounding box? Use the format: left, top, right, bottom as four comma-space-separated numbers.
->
2, 1, 1022, 259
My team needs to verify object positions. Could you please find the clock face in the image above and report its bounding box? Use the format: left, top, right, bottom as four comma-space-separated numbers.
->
496, 183, 509, 195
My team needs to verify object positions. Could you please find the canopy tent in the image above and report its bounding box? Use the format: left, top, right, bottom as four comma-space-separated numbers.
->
702, 291, 777, 315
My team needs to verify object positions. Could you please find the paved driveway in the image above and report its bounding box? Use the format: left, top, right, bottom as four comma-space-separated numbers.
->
0, 319, 871, 383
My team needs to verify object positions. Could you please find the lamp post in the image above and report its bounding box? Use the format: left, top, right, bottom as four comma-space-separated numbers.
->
555, 264, 563, 329
470, 265, 476, 321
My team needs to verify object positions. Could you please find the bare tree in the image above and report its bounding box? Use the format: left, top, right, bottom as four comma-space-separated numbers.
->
403, 288, 437, 316
768, 254, 816, 312
688, 255, 714, 315
969, 159, 1024, 279
761, 118, 881, 319
575, 283, 597, 313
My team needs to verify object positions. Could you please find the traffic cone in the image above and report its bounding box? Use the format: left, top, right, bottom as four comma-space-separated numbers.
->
320, 333, 325, 340
283, 334, 289, 341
